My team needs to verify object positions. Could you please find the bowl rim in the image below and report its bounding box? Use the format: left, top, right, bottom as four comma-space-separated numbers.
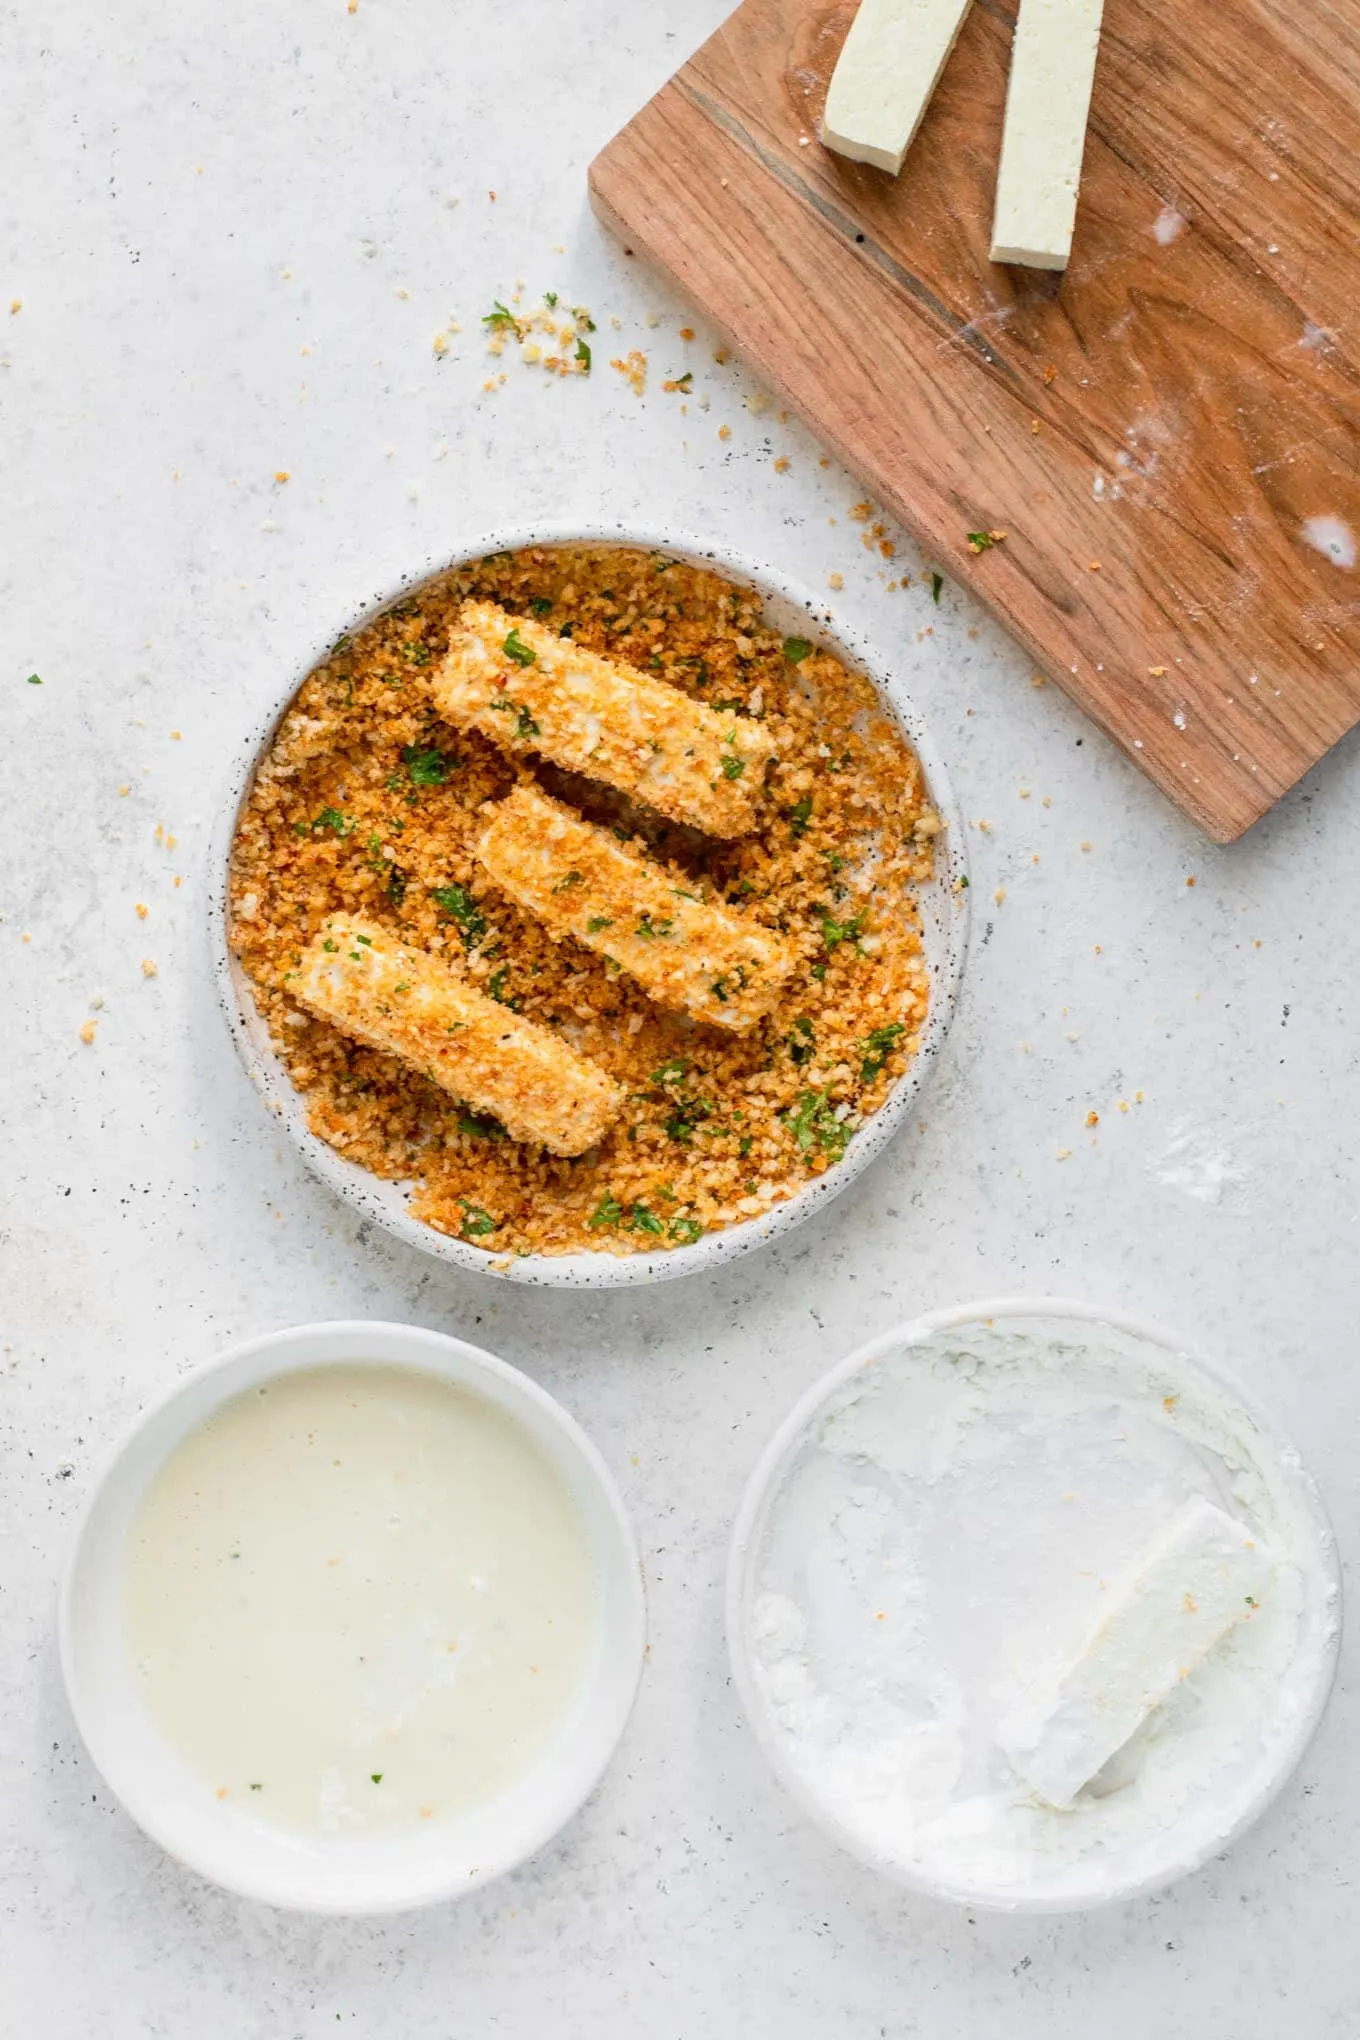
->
58, 1318, 647, 1913
725, 1294, 1343, 1915
206, 519, 970, 1287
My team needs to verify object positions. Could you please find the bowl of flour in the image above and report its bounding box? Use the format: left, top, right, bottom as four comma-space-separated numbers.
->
727, 1299, 1340, 1911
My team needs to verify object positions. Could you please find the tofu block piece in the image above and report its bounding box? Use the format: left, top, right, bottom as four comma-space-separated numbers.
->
1001, 1498, 1274, 1808
475, 783, 798, 1032
990, 0, 1106, 269
294, 914, 623, 1156
432, 602, 774, 838
821, 0, 975, 175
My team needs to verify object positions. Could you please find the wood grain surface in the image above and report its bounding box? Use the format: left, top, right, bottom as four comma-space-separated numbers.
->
589, 0, 1360, 839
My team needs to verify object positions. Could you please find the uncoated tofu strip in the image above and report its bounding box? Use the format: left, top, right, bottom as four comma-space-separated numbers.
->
432, 601, 775, 838
476, 783, 798, 1031
293, 914, 623, 1156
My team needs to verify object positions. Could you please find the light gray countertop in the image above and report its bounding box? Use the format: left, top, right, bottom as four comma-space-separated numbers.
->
3, 2, 1357, 2033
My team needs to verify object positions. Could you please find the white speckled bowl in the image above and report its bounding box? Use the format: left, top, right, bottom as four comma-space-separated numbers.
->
59, 1320, 646, 1914
208, 524, 968, 1285
727, 1297, 1342, 1913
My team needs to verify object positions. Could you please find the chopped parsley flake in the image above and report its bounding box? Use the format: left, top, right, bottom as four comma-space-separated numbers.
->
635, 913, 673, 939
787, 1015, 816, 1065
820, 905, 868, 953
502, 626, 536, 667
860, 1022, 905, 1081
720, 754, 746, 781
669, 1217, 704, 1245
576, 337, 592, 372
529, 596, 553, 617
788, 1089, 851, 1163
783, 637, 813, 665
930, 571, 944, 603
487, 964, 516, 1006
26, 672, 42, 685
458, 1203, 498, 1238
651, 1058, 689, 1086
458, 1111, 506, 1141
589, 1195, 624, 1228
627, 1202, 664, 1235
312, 807, 353, 837
430, 883, 487, 945
586, 915, 613, 933
401, 745, 452, 786
482, 300, 518, 331
490, 694, 539, 739
789, 794, 813, 839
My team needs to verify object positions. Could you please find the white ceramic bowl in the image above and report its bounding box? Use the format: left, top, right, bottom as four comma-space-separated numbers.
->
59, 1321, 646, 1913
208, 523, 968, 1287
727, 1297, 1341, 1913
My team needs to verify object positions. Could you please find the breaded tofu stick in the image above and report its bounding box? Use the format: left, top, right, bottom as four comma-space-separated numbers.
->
294, 914, 623, 1156
433, 601, 775, 838
476, 784, 798, 1031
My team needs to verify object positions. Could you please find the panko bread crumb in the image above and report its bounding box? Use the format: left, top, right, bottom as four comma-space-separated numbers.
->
229, 544, 937, 1258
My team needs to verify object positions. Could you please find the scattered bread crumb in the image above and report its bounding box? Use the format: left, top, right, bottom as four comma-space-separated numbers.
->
611, 350, 648, 396
828, 571, 844, 590
135, 902, 149, 919
79, 1019, 96, 1044
141, 959, 158, 978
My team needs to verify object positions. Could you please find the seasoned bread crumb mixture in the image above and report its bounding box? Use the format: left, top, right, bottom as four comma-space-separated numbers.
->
229, 544, 938, 1258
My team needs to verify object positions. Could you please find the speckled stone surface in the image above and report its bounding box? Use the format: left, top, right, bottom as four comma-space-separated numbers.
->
3, 2, 1358, 2033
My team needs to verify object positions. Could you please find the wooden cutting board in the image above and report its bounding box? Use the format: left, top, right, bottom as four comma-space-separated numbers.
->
589, 0, 1360, 840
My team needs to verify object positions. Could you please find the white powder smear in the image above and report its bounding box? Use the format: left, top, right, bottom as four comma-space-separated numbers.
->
1153, 1119, 1241, 1205
1300, 515, 1357, 569
1153, 206, 1187, 245
745, 1316, 1337, 1909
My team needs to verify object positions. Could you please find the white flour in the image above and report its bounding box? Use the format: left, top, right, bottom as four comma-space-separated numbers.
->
747, 1316, 1338, 1908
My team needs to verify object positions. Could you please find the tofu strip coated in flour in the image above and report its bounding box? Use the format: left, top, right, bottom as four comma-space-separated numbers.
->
432, 602, 775, 838
294, 915, 623, 1156
476, 783, 798, 1031
1001, 1497, 1275, 1808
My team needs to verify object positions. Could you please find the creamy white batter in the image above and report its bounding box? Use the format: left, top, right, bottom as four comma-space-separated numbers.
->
124, 1364, 599, 1835
747, 1317, 1337, 1905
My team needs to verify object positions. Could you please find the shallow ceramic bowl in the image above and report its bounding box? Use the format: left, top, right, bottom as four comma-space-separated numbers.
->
727, 1297, 1341, 1913
208, 523, 968, 1285
59, 1320, 646, 1913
